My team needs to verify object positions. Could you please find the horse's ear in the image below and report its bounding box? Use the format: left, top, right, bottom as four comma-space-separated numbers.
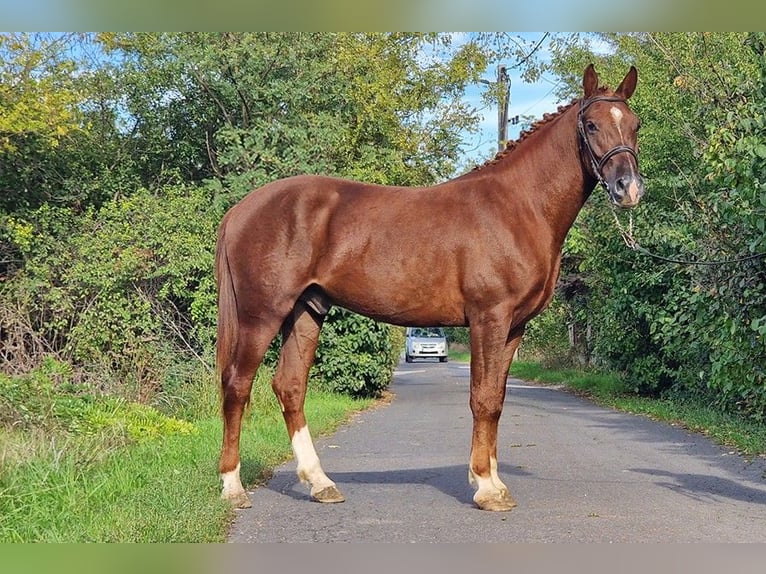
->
615, 66, 638, 100
582, 64, 599, 98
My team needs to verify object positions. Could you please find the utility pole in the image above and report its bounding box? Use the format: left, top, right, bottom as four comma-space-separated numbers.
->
496, 64, 510, 152
479, 65, 513, 152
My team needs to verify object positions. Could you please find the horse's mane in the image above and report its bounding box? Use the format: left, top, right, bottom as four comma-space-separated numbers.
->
471, 95, 585, 172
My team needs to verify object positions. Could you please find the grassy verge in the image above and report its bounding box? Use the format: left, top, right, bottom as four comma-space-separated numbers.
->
448, 347, 471, 363
509, 361, 626, 397
508, 360, 766, 457
0, 364, 372, 542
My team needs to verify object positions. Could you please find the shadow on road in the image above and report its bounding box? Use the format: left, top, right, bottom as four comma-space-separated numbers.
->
629, 467, 766, 505
265, 461, 533, 507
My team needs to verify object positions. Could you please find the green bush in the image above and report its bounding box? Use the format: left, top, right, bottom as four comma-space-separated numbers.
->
3, 181, 404, 404
0, 356, 195, 443
1, 186, 220, 402
444, 327, 470, 346
535, 33, 766, 422
310, 308, 398, 398
520, 296, 573, 367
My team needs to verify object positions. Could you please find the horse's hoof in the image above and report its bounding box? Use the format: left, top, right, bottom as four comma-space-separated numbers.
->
312, 485, 346, 503
474, 491, 517, 512
223, 490, 253, 509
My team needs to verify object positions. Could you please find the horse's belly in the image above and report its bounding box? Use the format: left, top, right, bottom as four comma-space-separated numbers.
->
324, 271, 467, 327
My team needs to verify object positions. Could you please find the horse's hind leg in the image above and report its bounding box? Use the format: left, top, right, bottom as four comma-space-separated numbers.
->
274, 301, 344, 503
220, 321, 281, 509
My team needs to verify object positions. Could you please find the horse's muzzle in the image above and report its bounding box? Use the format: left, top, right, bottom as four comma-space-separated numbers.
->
609, 173, 645, 208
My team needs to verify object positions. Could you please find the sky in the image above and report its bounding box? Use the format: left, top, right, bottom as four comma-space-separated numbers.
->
458, 32, 564, 163
458, 32, 619, 165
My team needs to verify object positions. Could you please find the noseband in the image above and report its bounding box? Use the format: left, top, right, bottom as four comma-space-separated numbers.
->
577, 95, 638, 192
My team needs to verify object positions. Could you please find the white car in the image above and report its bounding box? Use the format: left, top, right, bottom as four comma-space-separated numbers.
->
405, 327, 448, 363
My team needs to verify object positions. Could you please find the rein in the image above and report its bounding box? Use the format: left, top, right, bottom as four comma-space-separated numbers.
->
611, 209, 766, 266
577, 96, 638, 192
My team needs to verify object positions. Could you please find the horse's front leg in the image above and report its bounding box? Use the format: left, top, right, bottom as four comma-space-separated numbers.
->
468, 313, 524, 511
273, 302, 344, 503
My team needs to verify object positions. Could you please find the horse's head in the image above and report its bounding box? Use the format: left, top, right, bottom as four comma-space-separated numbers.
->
578, 64, 645, 209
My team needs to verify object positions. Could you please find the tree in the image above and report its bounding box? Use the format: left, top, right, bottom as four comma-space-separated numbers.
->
0, 33, 81, 152
539, 33, 766, 418
93, 33, 491, 199
0, 33, 83, 216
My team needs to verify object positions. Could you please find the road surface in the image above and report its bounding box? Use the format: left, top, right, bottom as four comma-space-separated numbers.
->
228, 360, 766, 542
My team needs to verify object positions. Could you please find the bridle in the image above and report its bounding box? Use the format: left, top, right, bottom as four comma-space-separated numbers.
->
577, 95, 639, 193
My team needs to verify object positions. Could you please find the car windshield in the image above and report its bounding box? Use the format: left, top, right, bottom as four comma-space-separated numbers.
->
411, 328, 444, 338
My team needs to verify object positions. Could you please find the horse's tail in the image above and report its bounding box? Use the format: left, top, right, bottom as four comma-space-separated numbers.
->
215, 217, 238, 388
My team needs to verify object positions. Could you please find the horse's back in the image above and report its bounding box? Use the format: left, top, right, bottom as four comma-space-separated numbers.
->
222, 173, 462, 253
224, 174, 344, 225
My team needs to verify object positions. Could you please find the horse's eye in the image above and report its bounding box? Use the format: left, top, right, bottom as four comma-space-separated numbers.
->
586, 121, 598, 133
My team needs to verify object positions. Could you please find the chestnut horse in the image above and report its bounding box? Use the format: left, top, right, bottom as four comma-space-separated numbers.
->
216, 64, 644, 511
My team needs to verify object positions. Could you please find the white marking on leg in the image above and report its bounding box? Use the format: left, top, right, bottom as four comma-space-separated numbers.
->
489, 456, 508, 494
221, 462, 245, 498
472, 468, 506, 509
291, 426, 336, 494
470, 456, 510, 508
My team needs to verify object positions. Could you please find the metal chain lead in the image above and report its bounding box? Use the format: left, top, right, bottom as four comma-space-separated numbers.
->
611, 207, 637, 250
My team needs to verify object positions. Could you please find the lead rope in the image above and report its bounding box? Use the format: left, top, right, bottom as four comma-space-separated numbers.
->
610, 208, 766, 266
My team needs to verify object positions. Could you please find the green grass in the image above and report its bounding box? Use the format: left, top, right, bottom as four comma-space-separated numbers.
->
508, 360, 766, 457
448, 347, 471, 363
0, 366, 372, 542
509, 361, 626, 398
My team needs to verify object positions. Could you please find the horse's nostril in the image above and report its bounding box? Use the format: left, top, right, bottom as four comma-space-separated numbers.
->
615, 177, 627, 193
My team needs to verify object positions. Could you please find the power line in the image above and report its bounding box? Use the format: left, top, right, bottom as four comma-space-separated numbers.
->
513, 32, 550, 69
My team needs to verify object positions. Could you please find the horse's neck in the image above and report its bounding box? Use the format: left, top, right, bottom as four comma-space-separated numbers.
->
506, 108, 594, 246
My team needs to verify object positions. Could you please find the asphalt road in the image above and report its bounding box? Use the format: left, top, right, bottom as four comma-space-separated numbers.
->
228, 360, 766, 542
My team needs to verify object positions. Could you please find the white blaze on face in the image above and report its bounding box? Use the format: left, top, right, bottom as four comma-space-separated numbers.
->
609, 104, 643, 205
610, 106, 624, 140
